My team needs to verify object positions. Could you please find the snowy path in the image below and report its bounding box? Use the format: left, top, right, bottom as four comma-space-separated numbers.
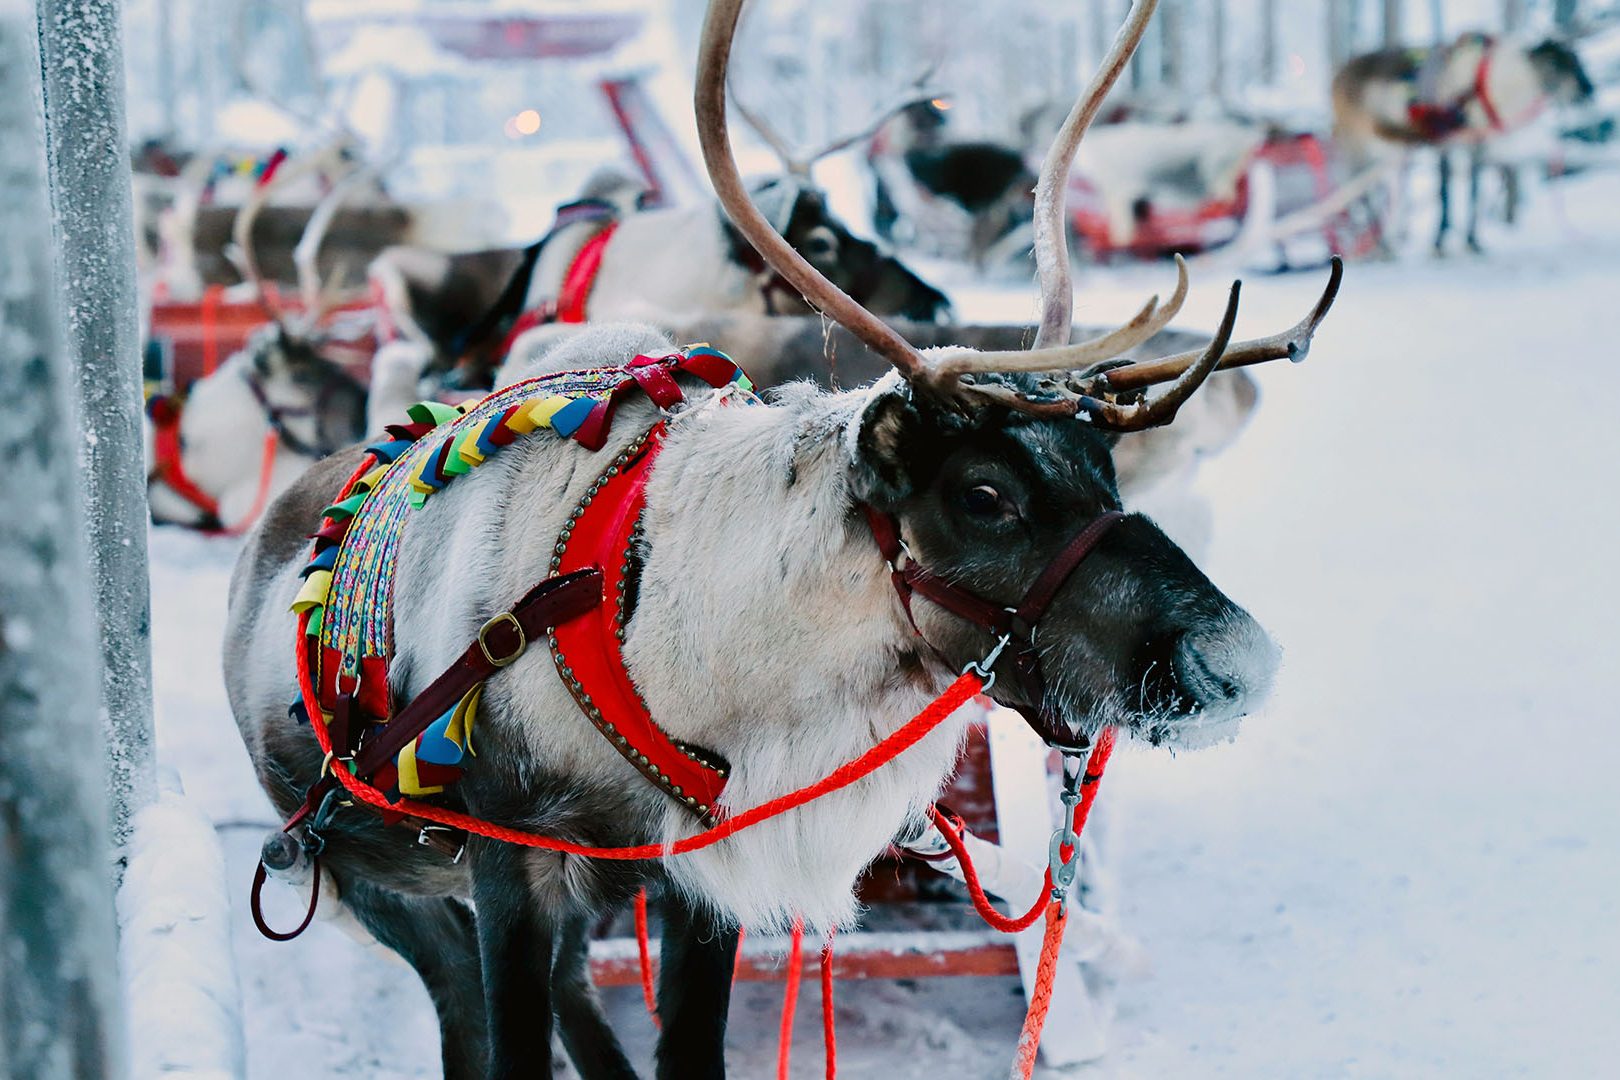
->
149, 170, 1620, 1078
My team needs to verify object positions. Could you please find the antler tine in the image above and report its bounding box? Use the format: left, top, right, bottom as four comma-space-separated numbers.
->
229, 165, 289, 327
1079, 280, 1241, 431
940, 254, 1189, 380
1092, 256, 1343, 395
293, 164, 373, 327
802, 68, 945, 167
1032, 0, 1159, 349
728, 83, 810, 177
697, 0, 931, 385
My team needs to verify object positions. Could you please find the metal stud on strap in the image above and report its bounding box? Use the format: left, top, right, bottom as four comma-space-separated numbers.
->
478, 611, 528, 667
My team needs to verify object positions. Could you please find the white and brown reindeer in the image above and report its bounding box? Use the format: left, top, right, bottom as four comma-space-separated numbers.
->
145, 154, 378, 530
1333, 31, 1594, 254
224, 1, 1341, 1076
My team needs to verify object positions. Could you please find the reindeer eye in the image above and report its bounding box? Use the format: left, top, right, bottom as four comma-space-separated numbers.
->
962, 484, 1002, 517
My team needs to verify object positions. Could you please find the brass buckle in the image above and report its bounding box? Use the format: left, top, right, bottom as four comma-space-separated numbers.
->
478, 611, 527, 668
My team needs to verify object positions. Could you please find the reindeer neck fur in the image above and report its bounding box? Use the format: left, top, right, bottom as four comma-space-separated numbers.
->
386, 335, 962, 933
631, 381, 965, 933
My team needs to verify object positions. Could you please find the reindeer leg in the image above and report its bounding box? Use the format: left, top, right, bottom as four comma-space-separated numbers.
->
1466, 146, 1485, 254
654, 893, 739, 1080
553, 912, 639, 1079
339, 877, 489, 1080
1435, 150, 1452, 255
472, 842, 559, 1078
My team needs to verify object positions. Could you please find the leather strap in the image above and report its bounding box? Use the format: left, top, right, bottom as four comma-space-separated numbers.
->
345, 568, 605, 781
1011, 511, 1128, 629
149, 396, 222, 523
552, 426, 732, 821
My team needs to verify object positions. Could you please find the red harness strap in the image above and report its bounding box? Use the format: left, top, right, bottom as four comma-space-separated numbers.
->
149, 395, 281, 535
551, 423, 731, 820
492, 222, 621, 359
557, 222, 619, 324
1475, 47, 1508, 132
150, 396, 221, 522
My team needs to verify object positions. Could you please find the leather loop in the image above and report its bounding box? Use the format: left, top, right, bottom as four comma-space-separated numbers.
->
251, 855, 322, 942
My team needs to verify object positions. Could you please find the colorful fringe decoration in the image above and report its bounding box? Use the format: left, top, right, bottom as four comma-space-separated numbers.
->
290, 346, 751, 798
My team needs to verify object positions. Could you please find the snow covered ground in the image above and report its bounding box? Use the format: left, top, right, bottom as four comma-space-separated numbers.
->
147, 166, 1620, 1078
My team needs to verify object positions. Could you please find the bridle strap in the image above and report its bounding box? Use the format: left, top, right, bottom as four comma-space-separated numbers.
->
862, 504, 1127, 750
863, 505, 1127, 641
1012, 511, 1128, 628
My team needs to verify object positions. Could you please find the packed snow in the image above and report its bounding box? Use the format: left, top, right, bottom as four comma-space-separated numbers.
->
145, 166, 1620, 1077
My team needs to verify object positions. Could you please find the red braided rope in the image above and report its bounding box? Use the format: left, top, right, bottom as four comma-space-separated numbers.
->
820, 934, 837, 1080
294, 618, 983, 859
777, 917, 806, 1080
1011, 901, 1068, 1080
634, 888, 660, 1025
929, 808, 1052, 934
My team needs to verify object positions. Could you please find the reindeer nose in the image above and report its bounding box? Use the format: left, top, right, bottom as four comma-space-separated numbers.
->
1170, 613, 1280, 717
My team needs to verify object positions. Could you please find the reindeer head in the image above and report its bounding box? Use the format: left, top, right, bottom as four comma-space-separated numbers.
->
723, 177, 951, 322
1528, 38, 1595, 106
725, 53, 951, 324
698, 0, 1341, 748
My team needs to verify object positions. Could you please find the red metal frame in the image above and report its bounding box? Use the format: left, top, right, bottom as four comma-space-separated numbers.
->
591, 930, 1019, 986
147, 295, 377, 393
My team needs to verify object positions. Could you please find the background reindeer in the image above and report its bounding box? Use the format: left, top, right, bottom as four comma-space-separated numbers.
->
146, 151, 374, 529
1333, 31, 1594, 253
369, 159, 950, 393
225, 0, 1340, 1076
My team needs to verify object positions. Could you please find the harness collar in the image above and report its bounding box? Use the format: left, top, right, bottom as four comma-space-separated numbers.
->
293, 347, 751, 824
862, 505, 1127, 750
550, 423, 731, 821
1472, 44, 1547, 134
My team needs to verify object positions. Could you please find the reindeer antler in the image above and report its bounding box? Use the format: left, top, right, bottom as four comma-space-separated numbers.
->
728, 43, 940, 179
229, 136, 357, 330
695, 0, 1341, 432
292, 163, 374, 328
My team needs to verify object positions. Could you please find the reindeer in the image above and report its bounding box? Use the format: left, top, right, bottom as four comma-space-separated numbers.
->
224, 1, 1340, 1076
146, 154, 375, 530
1333, 32, 1594, 254
869, 96, 1039, 268
368, 89, 952, 393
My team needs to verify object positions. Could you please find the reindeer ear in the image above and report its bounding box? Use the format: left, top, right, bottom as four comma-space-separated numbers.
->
847, 374, 926, 504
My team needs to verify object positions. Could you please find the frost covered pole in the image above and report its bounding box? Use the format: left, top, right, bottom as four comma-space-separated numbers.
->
0, 3, 126, 1074
35, 0, 157, 860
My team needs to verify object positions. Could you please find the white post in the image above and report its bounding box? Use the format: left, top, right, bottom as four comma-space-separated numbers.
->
35, 0, 158, 862
1383, 0, 1404, 46
0, 3, 126, 1073
1261, 0, 1279, 84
